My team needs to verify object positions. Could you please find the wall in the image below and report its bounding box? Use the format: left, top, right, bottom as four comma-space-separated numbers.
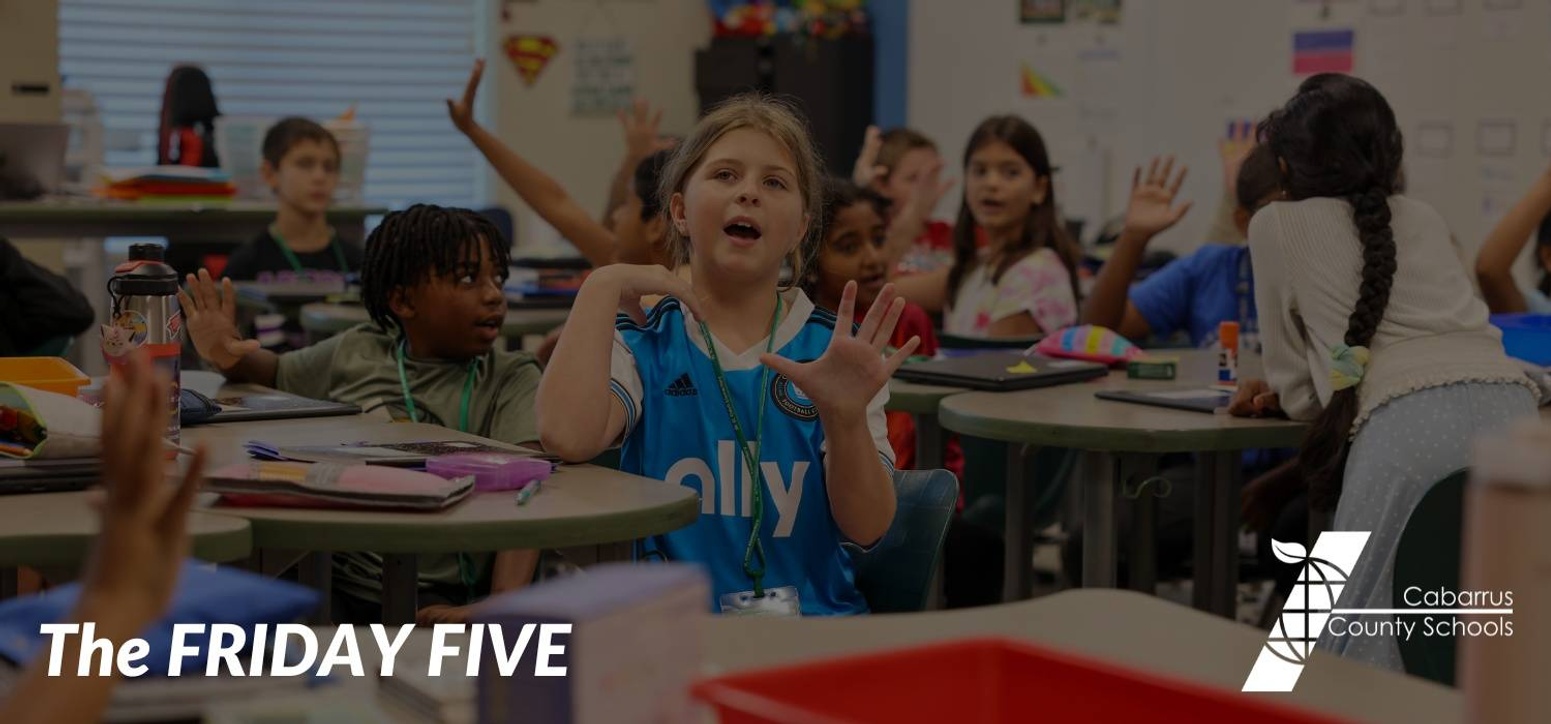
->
486, 0, 708, 255
909, 0, 1551, 288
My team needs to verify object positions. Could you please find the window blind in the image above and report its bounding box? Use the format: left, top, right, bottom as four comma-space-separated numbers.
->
58, 0, 484, 208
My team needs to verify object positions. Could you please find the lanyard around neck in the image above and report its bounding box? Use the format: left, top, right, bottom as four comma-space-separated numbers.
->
697, 293, 783, 598
271, 226, 348, 275
395, 339, 478, 434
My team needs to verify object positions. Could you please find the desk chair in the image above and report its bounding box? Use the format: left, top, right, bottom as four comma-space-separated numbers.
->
1392, 468, 1468, 687
852, 469, 959, 613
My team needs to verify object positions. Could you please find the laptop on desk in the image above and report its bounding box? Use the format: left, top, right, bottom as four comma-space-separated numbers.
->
893, 352, 1108, 392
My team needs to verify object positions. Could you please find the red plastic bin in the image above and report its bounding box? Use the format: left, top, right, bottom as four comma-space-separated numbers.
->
690, 637, 1352, 724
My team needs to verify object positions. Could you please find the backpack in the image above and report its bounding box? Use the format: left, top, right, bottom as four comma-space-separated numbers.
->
156, 64, 221, 167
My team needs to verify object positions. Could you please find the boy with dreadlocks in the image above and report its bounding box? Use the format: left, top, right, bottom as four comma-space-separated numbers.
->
180, 204, 542, 625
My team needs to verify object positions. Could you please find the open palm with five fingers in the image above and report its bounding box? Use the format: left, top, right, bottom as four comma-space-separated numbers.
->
1124, 155, 1193, 240
759, 281, 920, 421
177, 269, 260, 372
619, 97, 676, 161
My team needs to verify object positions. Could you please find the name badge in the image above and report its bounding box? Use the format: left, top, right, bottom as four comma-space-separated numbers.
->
719, 586, 801, 616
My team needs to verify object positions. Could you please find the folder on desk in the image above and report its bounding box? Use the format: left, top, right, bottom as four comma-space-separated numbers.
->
208, 461, 474, 511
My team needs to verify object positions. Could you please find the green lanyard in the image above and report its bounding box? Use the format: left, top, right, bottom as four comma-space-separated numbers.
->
271, 227, 349, 275
394, 338, 482, 597
697, 293, 782, 598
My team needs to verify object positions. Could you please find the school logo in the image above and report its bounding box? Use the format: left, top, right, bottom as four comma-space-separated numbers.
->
771, 371, 817, 421
1243, 532, 1369, 692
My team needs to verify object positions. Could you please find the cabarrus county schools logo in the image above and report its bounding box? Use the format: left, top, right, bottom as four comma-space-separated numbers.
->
771, 371, 817, 421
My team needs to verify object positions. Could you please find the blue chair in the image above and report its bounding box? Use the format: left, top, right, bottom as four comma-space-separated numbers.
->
851, 469, 960, 613
1392, 468, 1468, 687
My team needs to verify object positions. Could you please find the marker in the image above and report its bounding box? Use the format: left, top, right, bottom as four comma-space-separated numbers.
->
516, 481, 542, 506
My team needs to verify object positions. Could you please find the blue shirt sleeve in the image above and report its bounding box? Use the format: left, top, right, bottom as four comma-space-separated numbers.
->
1128, 250, 1204, 341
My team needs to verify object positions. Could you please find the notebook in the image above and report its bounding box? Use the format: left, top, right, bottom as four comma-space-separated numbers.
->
199, 389, 361, 424
0, 458, 99, 495
245, 439, 535, 467
1094, 387, 1234, 414
893, 352, 1108, 391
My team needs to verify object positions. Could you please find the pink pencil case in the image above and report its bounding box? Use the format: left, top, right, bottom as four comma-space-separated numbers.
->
426, 453, 553, 492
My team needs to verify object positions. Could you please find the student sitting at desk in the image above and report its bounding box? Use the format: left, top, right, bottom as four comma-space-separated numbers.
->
221, 118, 363, 282
180, 205, 540, 625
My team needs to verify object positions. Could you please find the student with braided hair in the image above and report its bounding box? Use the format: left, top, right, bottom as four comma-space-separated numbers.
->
180, 204, 542, 625
1229, 74, 1541, 670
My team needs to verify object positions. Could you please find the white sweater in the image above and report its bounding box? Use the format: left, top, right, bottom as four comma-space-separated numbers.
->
1248, 195, 1537, 433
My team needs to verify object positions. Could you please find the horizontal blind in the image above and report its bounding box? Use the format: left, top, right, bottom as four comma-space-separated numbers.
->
58, 0, 482, 208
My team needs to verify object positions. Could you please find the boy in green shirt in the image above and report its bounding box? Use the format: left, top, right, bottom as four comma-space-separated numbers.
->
180, 204, 541, 625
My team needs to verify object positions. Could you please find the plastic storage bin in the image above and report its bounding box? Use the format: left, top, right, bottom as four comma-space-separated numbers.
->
1491, 313, 1551, 366
690, 638, 1350, 724
0, 357, 90, 398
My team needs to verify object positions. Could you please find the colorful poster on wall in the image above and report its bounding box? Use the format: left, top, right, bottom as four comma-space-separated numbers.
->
1073, 0, 1121, 24
1020, 0, 1066, 24
1291, 28, 1355, 75
571, 37, 635, 116
504, 34, 559, 87
1020, 63, 1064, 98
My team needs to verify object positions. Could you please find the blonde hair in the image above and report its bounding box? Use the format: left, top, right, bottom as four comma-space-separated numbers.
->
658, 93, 825, 288
875, 128, 937, 181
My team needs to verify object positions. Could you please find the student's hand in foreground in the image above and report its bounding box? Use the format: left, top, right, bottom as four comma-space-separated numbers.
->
446, 59, 485, 135
1228, 378, 1282, 418
178, 269, 261, 372
81, 349, 209, 631
760, 281, 919, 423
589, 264, 701, 325
1122, 155, 1192, 241
618, 98, 676, 161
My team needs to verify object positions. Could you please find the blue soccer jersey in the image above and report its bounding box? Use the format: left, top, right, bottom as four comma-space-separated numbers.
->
609, 288, 894, 615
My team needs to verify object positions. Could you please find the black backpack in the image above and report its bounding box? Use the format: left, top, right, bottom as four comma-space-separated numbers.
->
156, 64, 221, 167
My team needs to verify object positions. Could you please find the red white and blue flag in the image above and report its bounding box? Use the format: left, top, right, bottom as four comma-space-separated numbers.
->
1292, 29, 1355, 75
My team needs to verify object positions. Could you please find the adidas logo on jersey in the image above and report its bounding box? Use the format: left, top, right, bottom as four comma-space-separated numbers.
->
666, 372, 698, 397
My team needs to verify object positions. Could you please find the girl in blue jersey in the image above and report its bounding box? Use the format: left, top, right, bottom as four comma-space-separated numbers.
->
538, 94, 919, 615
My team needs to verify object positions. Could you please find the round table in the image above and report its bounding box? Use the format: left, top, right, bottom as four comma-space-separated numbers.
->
299, 303, 569, 344
939, 350, 1306, 614
185, 417, 698, 624
885, 379, 966, 470
0, 492, 252, 596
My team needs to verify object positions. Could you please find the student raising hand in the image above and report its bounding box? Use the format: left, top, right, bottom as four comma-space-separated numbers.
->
179, 269, 262, 373
759, 281, 919, 422
0, 349, 208, 724
1124, 155, 1193, 239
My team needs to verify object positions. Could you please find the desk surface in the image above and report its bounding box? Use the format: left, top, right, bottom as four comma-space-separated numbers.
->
0, 492, 251, 569
299, 303, 569, 338
884, 378, 966, 415
185, 417, 698, 552
940, 350, 1307, 452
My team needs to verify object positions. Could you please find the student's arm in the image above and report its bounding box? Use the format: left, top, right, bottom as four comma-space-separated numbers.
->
1083, 157, 1191, 334
761, 282, 918, 547
602, 99, 674, 231
0, 351, 207, 724
891, 267, 950, 313
537, 264, 698, 462
1206, 135, 1253, 245
1247, 208, 1320, 421
1476, 166, 1551, 313
177, 270, 277, 386
986, 250, 1078, 338
446, 60, 618, 268
881, 159, 956, 268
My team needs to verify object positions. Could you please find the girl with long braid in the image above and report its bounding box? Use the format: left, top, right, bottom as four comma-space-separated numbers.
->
1229, 74, 1541, 670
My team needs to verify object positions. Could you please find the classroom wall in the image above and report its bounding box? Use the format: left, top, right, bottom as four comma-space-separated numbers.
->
908, 0, 1551, 288
485, 0, 708, 256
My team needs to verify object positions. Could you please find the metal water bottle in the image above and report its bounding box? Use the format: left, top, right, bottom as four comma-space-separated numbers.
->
104, 244, 183, 447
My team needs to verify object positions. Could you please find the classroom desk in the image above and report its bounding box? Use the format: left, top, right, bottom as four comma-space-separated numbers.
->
299, 303, 569, 345
939, 350, 1307, 614
0, 492, 252, 598
273, 589, 1454, 724
183, 416, 698, 625
884, 379, 965, 470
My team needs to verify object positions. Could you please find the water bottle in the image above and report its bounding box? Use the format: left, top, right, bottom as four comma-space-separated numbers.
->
103, 244, 183, 448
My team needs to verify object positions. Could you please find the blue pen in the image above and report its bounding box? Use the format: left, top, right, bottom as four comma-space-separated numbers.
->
516, 481, 542, 506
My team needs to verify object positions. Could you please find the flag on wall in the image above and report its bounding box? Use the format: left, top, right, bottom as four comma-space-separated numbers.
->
1020, 63, 1063, 98
1291, 29, 1354, 75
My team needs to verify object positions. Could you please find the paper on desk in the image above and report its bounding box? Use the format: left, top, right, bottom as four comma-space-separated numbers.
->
0, 383, 99, 460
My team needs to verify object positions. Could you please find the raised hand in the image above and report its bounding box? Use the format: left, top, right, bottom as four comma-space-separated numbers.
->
1123, 155, 1192, 240
446, 59, 485, 135
177, 269, 260, 372
619, 98, 675, 161
907, 156, 956, 216
851, 125, 886, 188
759, 281, 919, 422
1220, 120, 1256, 195
83, 348, 208, 627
